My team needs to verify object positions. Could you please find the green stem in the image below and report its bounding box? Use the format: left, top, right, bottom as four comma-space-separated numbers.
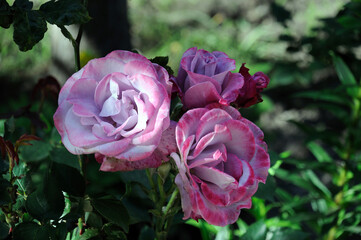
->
163, 188, 179, 215
58, 25, 82, 71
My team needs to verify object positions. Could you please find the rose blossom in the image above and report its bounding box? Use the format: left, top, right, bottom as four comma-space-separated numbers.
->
235, 64, 270, 108
53, 50, 174, 171
175, 47, 244, 109
171, 106, 269, 226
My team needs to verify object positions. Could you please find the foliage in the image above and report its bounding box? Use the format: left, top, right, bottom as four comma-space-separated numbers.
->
0, 0, 89, 51
1, 0, 361, 239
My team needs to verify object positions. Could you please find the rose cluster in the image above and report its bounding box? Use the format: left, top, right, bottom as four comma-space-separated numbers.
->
54, 47, 270, 226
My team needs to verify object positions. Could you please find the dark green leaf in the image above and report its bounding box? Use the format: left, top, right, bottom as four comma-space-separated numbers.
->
122, 198, 151, 224
25, 176, 65, 221
241, 220, 267, 240
332, 54, 357, 97
0, 0, 13, 28
307, 141, 332, 163
0, 179, 11, 206
254, 175, 276, 202
19, 140, 52, 162
40, 0, 90, 25
0, 220, 9, 239
119, 170, 150, 189
293, 90, 351, 105
149, 56, 174, 75
77, 228, 99, 240
6, 117, 15, 134
85, 212, 103, 228
12, 222, 56, 240
303, 170, 332, 199
275, 168, 316, 193
13, 10, 47, 51
138, 225, 155, 240
91, 198, 130, 232
50, 146, 80, 170
54, 222, 67, 240
103, 223, 127, 240
12, 222, 40, 240
0, 158, 7, 174
13, 0, 32, 10
170, 96, 183, 121
150, 56, 169, 66
52, 162, 85, 197
270, 228, 310, 240
13, 161, 34, 197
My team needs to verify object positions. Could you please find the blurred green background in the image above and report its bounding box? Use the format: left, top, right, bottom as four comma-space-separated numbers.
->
1, 0, 361, 239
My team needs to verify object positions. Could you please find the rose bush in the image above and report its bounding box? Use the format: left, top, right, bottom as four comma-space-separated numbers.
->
171, 106, 270, 226
54, 50, 174, 171
175, 47, 244, 109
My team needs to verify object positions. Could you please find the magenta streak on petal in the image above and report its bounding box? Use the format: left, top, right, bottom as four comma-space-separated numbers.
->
223, 120, 256, 160
192, 165, 235, 189
191, 124, 232, 159
195, 108, 233, 142
188, 144, 227, 169
224, 153, 243, 180
175, 108, 208, 149
249, 145, 270, 183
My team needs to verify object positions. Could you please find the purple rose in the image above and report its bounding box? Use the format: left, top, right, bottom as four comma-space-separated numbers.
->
175, 47, 244, 109
54, 50, 174, 171
171, 106, 270, 226
236, 64, 270, 108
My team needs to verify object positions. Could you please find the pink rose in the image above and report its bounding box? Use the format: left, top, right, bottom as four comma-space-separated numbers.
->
53, 50, 174, 171
171, 106, 269, 226
175, 47, 244, 109
236, 64, 270, 108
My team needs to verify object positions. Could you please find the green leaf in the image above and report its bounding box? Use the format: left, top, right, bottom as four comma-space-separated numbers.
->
40, 0, 90, 25
293, 90, 351, 105
332, 54, 358, 97
0, 220, 9, 239
25, 176, 65, 221
170, 96, 183, 121
103, 223, 127, 240
122, 198, 151, 224
270, 228, 310, 240
0, 179, 11, 206
303, 170, 332, 199
275, 168, 316, 193
13, 0, 32, 10
138, 225, 155, 240
12, 222, 40, 240
119, 170, 150, 189
85, 212, 103, 228
5, 117, 15, 134
19, 140, 52, 162
307, 141, 332, 163
149, 56, 174, 75
51, 162, 85, 197
241, 220, 267, 240
0, 0, 13, 28
149, 56, 169, 66
254, 175, 276, 202
13, 10, 47, 51
54, 222, 67, 240
91, 198, 130, 233
50, 147, 80, 170
12, 222, 57, 240
77, 228, 100, 240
